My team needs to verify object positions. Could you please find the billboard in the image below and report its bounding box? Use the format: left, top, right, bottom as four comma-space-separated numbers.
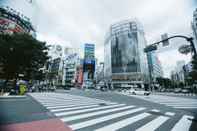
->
0, 6, 35, 35
84, 44, 95, 59
0, 0, 37, 28
0, 18, 26, 33
83, 59, 95, 80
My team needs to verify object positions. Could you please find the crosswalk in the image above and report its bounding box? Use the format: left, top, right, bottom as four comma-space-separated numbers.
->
120, 92, 197, 109
30, 93, 194, 131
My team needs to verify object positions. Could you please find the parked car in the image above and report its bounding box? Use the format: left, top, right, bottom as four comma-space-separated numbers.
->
181, 89, 190, 94
174, 88, 182, 93
129, 88, 150, 96
100, 86, 108, 91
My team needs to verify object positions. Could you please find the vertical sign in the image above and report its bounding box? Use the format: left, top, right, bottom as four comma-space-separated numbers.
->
161, 33, 170, 47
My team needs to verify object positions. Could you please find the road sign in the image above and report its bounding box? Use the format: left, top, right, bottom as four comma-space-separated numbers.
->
161, 33, 169, 47
144, 45, 157, 53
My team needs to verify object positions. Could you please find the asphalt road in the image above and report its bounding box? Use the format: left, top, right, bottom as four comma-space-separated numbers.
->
0, 95, 55, 125
28, 89, 197, 131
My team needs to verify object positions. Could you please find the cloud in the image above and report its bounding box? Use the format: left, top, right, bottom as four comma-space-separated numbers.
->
35, 0, 195, 77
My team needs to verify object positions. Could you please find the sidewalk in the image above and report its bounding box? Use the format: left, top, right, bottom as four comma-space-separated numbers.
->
0, 95, 72, 131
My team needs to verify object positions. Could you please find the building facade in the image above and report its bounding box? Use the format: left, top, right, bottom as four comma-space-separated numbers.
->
47, 45, 81, 86
171, 61, 185, 83
192, 8, 197, 51
83, 44, 95, 82
104, 19, 149, 88
0, 0, 37, 36
147, 51, 163, 82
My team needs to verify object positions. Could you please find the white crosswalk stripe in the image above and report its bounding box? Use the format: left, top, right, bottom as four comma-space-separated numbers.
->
171, 115, 194, 131
30, 93, 194, 131
120, 92, 197, 109
55, 104, 126, 116
95, 113, 151, 131
70, 107, 146, 130
136, 116, 169, 131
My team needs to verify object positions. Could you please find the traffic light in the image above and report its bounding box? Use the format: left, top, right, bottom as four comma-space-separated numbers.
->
144, 45, 157, 53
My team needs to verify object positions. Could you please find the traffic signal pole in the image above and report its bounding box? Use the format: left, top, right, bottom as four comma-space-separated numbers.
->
144, 35, 197, 91
145, 35, 197, 57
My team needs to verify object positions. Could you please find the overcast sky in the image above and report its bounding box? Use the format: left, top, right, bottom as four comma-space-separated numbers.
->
36, 0, 197, 77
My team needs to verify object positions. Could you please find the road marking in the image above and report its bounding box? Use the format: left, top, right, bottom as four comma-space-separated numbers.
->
165, 112, 175, 116
43, 101, 112, 107
70, 107, 146, 130
171, 115, 194, 131
151, 109, 160, 112
95, 113, 151, 131
173, 106, 197, 109
55, 104, 126, 116
61, 105, 135, 122
50, 104, 100, 112
136, 116, 169, 131
46, 103, 103, 109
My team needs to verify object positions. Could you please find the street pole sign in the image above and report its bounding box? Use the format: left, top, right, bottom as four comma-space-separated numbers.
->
161, 33, 170, 47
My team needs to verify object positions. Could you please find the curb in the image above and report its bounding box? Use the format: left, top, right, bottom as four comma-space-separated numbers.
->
0, 95, 27, 99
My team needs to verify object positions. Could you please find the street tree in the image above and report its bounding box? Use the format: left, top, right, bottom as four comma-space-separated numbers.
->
0, 33, 49, 88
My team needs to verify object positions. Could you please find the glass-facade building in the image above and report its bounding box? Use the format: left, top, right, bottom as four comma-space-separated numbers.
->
192, 8, 197, 51
104, 19, 149, 87
147, 51, 163, 82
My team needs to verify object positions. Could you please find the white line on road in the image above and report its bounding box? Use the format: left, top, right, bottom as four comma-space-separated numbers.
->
50, 104, 100, 112
95, 113, 151, 131
171, 115, 194, 131
151, 109, 160, 112
165, 112, 175, 116
61, 105, 135, 122
46, 103, 104, 109
136, 116, 169, 131
70, 107, 146, 130
173, 106, 197, 109
55, 104, 126, 116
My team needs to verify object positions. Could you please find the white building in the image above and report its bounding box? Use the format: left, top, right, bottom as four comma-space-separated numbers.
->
95, 62, 104, 83
171, 61, 185, 83
47, 45, 81, 86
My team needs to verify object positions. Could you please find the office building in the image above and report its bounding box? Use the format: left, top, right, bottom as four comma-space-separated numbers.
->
192, 8, 197, 51
147, 51, 163, 82
171, 61, 185, 83
83, 44, 95, 81
104, 19, 149, 88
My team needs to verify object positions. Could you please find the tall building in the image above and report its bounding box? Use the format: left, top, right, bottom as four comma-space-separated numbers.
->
47, 45, 81, 86
147, 51, 163, 82
104, 19, 149, 88
171, 61, 185, 83
192, 8, 197, 51
63, 48, 80, 86
0, 0, 37, 36
83, 44, 95, 81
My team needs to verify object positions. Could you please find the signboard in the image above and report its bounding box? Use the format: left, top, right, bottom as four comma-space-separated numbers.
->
83, 59, 95, 80
0, 17, 26, 33
161, 33, 169, 47
84, 43, 95, 59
